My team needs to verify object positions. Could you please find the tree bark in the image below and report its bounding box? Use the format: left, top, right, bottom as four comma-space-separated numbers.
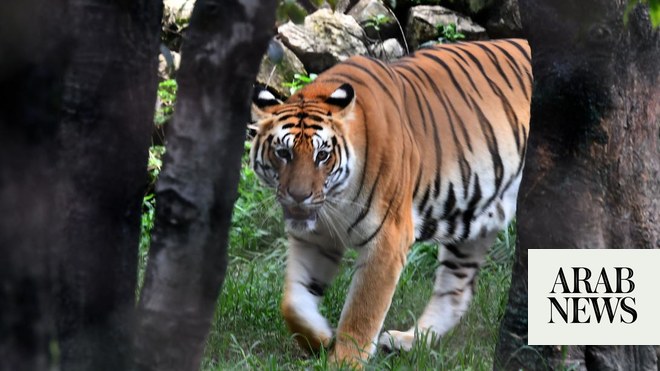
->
53, 1, 161, 370
134, 1, 276, 370
0, 1, 68, 370
495, 1, 659, 370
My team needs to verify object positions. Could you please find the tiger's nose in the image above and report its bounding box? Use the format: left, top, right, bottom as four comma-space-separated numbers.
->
287, 188, 313, 204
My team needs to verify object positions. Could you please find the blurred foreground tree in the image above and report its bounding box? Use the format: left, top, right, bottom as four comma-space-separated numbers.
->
0, 0, 275, 370
134, 1, 276, 370
495, 0, 659, 370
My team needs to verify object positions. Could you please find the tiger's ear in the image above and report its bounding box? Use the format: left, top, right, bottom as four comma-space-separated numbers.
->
251, 86, 282, 121
325, 83, 355, 118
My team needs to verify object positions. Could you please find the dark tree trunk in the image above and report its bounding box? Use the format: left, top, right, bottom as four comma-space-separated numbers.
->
0, 1, 68, 370
495, 1, 659, 370
134, 1, 276, 370
53, 1, 161, 370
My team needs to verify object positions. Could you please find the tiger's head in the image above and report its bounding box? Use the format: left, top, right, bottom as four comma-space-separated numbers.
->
249, 83, 357, 231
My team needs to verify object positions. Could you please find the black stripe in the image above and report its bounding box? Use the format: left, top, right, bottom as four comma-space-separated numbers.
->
319, 249, 342, 264
445, 243, 470, 259
454, 45, 502, 99
443, 50, 484, 100
433, 174, 441, 199
348, 161, 383, 234
442, 91, 473, 153
305, 278, 327, 296
433, 289, 463, 298
441, 183, 456, 219
418, 186, 430, 214
500, 39, 531, 64
446, 210, 460, 237
398, 71, 429, 135
350, 108, 369, 202
411, 67, 444, 200
419, 52, 471, 108
437, 90, 472, 196
412, 168, 423, 199
419, 207, 437, 241
395, 65, 443, 189
356, 197, 394, 247
461, 174, 482, 240
440, 260, 480, 269
473, 43, 514, 90
490, 42, 529, 99
468, 94, 504, 192
343, 60, 401, 116
451, 271, 468, 279
440, 260, 458, 270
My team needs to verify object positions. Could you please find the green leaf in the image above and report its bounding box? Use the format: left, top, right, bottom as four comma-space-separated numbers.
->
650, 0, 660, 27
284, 2, 307, 24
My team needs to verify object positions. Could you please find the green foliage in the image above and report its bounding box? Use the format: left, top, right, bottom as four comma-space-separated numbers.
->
283, 73, 318, 95
229, 142, 285, 255
137, 193, 156, 294
364, 14, 393, 32
625, 0, 660, 27
437, 23, 466, 43
147, 145, 166, 186
277, 0, 308, 24
154, 79, 178, 126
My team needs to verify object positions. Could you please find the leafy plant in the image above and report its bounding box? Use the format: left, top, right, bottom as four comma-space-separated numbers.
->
137, 192, 156, 294
276, 0, 339, 24
154, 79, 178, 126
437, 23, 466, 43
147, 145, 166, 186
364, 14, 392, 32
283, 73, 318, 95
625, 0, 660, 27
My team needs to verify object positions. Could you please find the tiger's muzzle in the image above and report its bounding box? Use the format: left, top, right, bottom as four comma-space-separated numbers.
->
278, 188, 324, 229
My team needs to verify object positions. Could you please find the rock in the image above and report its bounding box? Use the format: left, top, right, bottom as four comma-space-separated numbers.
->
369, 38, 405, 61
278, 9, 368, 73
163, 0, 194, 20
158, 49, 181, 80
335, 0, 361, 13
348, 0, 398, 40
162, 0, 195, 51
406, 5, 488, 50
485, 0, 522, 38
256, 39, 307, 98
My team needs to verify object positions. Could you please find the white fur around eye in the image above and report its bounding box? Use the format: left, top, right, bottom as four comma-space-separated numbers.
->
258, 90, 277, 100
330, 88, 347, 99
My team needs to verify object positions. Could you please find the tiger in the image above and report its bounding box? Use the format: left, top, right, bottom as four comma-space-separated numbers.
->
249, 38, 532, 365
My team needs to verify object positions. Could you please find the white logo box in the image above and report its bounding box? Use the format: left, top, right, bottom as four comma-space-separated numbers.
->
528, 249, 660, 345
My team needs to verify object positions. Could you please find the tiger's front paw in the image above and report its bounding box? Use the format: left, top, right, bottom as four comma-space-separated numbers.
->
282, 302, 333, 353
288, 322, 333, 354
378, 330, 415, 352
330, 341, 371, 369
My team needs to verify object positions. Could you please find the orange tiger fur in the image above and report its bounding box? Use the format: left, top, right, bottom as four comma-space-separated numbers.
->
250, 39, 532, 365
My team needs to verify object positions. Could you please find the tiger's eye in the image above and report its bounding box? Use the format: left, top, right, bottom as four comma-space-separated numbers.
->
316, 150, 330, 162
275, 148, 291, 161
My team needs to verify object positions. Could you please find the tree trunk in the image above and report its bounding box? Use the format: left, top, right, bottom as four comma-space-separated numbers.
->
134, 1, 276, 370
495, 1, 659, 370
53, 1, 161, 370
0, 1, 68, 369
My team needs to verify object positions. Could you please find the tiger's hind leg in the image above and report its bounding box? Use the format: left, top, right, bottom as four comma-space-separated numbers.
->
281, 236, 344, 353
378, 231, 498, 352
